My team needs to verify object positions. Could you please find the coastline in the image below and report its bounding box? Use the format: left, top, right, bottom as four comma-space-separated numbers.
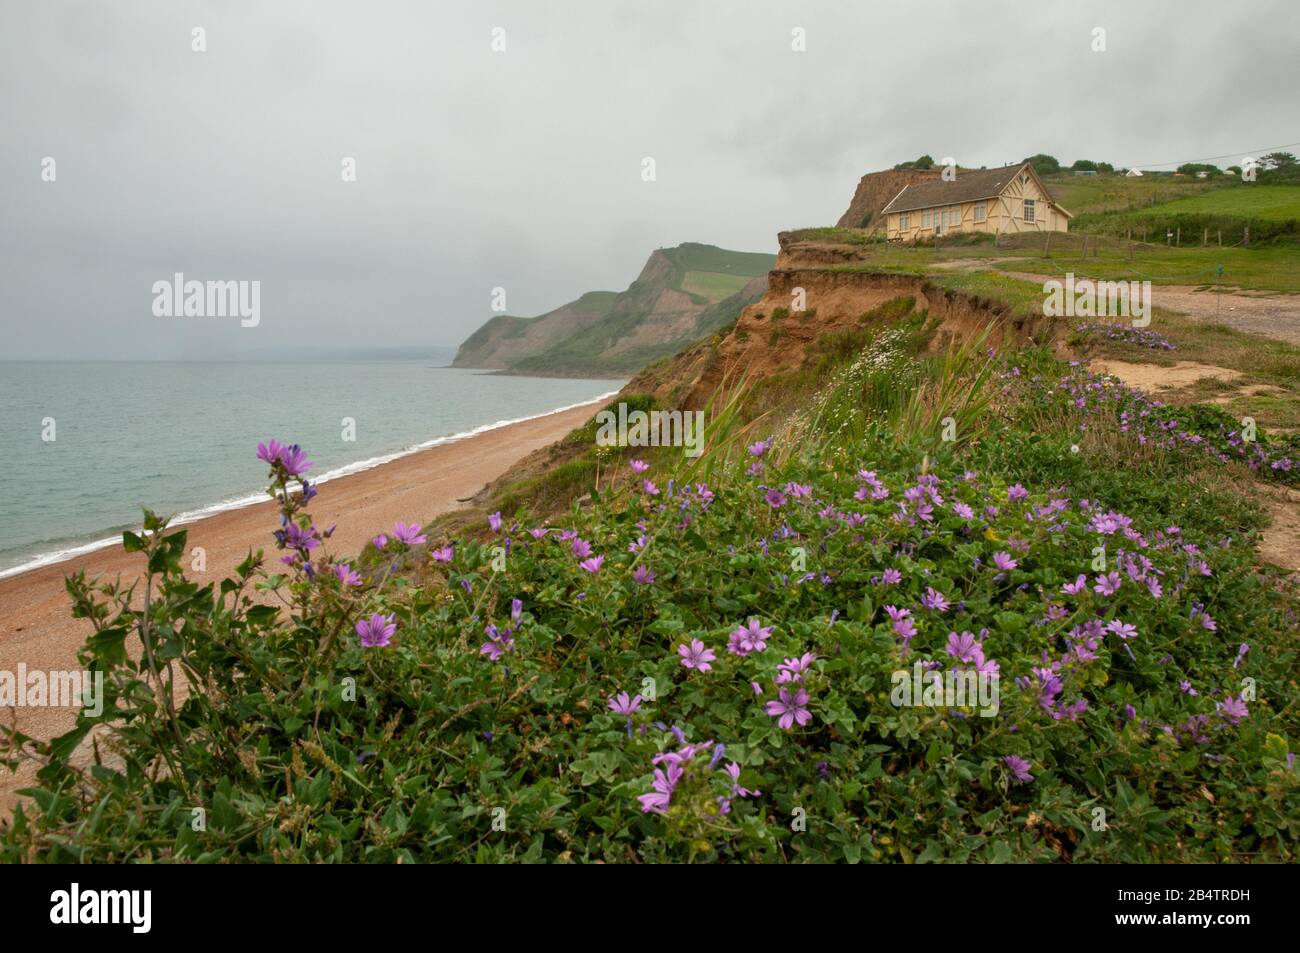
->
0, 396, 604, 813
0, 390, 619, 581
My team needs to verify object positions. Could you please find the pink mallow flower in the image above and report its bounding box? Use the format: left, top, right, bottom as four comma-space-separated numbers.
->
678, 639, 716, 672
1093, 572, 1122, 597
392, 522, 427, 546
608, 692, 643, 716
1217, 694, 1249, 724
355, 613, 396, 648
765, 686, 812, 730
727, 618, 773, 656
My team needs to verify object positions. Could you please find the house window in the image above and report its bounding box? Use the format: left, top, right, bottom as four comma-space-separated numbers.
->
1023, 199, 1036, 223
898, 212, 909, 230
974, 201, 987, 223
922, 209, 932, 229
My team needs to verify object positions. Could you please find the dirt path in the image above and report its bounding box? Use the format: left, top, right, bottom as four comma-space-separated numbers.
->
931, 258, 1300, 346
1085, 357, 1300, 577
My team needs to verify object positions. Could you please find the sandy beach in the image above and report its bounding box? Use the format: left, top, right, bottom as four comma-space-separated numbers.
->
0, 399, 599, 813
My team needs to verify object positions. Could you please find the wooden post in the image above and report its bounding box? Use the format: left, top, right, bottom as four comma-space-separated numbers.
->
1244, 223, 1250, 247
1176, 227, 1181, 246
1203, 227, 1208, 246
1217, 229, 1222, 246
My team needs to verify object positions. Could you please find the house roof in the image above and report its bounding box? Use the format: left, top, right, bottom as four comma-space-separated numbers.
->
881, 163, 1065, 215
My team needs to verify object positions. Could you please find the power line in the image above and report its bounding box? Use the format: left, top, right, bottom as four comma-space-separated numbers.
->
1122, 140, 1300, 171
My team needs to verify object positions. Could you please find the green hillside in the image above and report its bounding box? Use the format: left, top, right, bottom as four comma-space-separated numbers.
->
457, 243, 774, 376
1123, 184, 1300, 220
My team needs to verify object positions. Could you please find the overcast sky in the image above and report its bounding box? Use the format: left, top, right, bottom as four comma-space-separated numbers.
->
2, 0, 1296, 360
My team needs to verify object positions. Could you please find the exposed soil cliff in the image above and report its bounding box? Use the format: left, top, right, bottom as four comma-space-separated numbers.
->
624, 263, 1062, 411
835, 167, 942, 229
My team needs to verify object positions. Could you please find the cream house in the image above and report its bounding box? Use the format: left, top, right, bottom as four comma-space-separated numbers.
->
880, 163, 1072, 242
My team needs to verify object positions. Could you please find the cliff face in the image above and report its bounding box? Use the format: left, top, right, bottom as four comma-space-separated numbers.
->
623, 233, 1064, 411
835, 167, 942, 229
453, 243, 774, 377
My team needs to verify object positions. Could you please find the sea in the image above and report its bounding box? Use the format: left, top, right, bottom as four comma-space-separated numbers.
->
0, 361, 621, 577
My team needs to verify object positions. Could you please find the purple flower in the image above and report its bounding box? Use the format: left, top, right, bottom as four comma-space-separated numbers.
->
747, 439, 771, 458
579, 555, 605, 573
921, 587, 950, 612
1106, 620, 1138, 640
1216, 694, 1248, 724
430, 545, 453, 564
1061, 574, 1087, 596
355, 613, 396, 648
372, 533, 389, 550
724, 762, 760, 799
764, 686, 812, 730
776, 652, 816, 684
608, 692, 643, 716
1093, 572, 1122, 597
880, 568, 903, 586
279, 445, 314, 477
630, 459, 649, 474
677, 638, 716, 672
392, 522, 427, 546
1233, 643, 1250, 669
632, 563, 656, 585
488, 511, 502, 532
1007, 484, 1028, 502
1179, 680, 1198, 697
642, 479, 660, 496
256, 439, 285, 466
511, 598, 523, 623
638, 761, 683, 815
727, 618, 773, 657
765, 488, 787, 508
992, 551, 1018, 572
945, 630, 979, 663
334, 563, 361, 586
571, 538, 593, 559
479, 623, 515, 661
282, 522, 320, 551
1002, 755, 1034, 784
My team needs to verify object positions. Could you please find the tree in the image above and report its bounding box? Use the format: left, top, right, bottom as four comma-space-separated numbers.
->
1071, 159, 1098, 172
1262, 151, 1296, 169
894, 154, 935, 171
1023, 154, 1060, 175
1177, 163, 1220, 176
